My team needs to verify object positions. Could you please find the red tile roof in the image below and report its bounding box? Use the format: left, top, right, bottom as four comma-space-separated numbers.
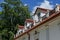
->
14, 12, 60, 40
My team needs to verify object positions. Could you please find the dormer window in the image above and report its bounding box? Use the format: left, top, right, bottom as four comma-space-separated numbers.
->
37, 12, 46, 21
31, 23, 34, 27
55, 5, 60, 12
55, 6, 59, 12
34, 15, 39, 23
42, 14, 47, 20
19, 30, 23, 34
36, 12, 45, 22
25, 22, 30, 29
27, 26, 30, 29
18, 25, 24, 34
25, 19, 34, 29
37, 13, 40, 22
25, 22, 33, 29
38, 13, 40, 18
19, 32, 20, 34
33, 8, 50, 23
40, 12, 45, 17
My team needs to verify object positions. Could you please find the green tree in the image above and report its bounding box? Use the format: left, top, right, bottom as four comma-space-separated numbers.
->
0, 0, 31, 40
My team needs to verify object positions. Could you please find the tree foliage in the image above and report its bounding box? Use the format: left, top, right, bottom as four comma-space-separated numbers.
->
0, 0, 31, 40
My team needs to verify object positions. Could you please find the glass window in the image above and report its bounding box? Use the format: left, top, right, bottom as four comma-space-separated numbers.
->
40, 12, 45, 17
37, 13, 40, 21
36, 38, 39, 40
35, 31, 38, 34
31, 23, 33, 27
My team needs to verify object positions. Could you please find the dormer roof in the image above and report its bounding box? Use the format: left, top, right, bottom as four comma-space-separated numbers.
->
25, 19, 34, 23
33, 7, 52, 15
18, 25, 24, 29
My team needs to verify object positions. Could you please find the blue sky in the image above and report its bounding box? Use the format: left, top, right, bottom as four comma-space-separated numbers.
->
0, 0, 60, 12
0, 0, 4, 11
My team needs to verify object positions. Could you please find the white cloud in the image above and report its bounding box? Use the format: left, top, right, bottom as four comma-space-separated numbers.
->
40, 0, 53, 9
32, 0, 54, 14
24, 4, 28, 6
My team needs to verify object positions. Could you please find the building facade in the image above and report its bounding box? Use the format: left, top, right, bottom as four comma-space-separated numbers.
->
14, 5, 60, 40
